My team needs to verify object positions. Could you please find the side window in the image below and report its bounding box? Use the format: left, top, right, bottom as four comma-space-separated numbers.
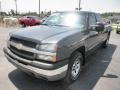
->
89, 13, 97, 27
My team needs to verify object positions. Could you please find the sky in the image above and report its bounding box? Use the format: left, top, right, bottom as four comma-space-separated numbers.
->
0, 0, 120, 13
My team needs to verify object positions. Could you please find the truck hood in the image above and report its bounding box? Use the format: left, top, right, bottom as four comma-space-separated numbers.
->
11, 25, 76, 42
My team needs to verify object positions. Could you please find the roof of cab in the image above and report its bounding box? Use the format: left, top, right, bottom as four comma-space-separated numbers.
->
53, 11, 97, 14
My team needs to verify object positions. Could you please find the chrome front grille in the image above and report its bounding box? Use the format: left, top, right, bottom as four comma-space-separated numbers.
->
10, 37, 37, 48
9, 37, 37, 60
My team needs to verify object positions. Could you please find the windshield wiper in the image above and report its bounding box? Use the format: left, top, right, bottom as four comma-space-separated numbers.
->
53, 24, 69, 27
41, 24, 69, 27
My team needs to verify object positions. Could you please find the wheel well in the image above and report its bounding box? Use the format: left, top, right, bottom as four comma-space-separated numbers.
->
71, 46, 86, 66
21, 22, 25, 25
35, 23, 40, 25
20, 22, 24, 24
77, 46, 86, 65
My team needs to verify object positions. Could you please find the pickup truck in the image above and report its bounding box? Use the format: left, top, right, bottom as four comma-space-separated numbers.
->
4, 11, 111, 83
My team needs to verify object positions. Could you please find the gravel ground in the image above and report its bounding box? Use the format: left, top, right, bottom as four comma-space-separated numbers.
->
0, 28, 120, 90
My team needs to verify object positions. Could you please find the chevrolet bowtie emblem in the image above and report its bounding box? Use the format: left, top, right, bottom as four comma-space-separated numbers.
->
16, 43, 23, 50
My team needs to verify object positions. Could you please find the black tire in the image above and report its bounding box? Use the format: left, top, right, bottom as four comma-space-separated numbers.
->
22, 23, 26, 27
64, 51, 83, 84
116, 31, 119, 34
102, 34, 110, 48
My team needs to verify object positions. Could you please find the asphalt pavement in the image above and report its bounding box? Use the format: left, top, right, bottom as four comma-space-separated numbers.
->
0, 28, 120, 90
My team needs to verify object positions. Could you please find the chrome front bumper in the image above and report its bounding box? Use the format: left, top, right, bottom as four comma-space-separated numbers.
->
4, 48, 68, 81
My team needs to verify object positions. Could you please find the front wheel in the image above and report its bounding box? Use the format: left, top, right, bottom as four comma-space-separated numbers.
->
64, 51, 83, 84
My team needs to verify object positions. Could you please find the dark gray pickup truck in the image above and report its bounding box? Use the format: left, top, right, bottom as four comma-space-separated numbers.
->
4, 11, 111, 83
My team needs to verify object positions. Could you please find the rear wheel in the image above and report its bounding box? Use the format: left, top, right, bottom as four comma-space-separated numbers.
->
116, 30, 119, 34
22, 23, 26, 27
102, 34, 110, 48
64, 51, 83, 84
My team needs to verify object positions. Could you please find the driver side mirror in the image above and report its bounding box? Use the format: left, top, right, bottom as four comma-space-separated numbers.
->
91, 22, 105, 31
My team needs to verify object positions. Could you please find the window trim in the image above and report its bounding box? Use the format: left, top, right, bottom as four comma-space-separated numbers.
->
88, 13, 97, 29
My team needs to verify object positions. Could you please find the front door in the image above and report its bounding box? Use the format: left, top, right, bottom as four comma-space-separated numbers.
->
86, 13, 99, 51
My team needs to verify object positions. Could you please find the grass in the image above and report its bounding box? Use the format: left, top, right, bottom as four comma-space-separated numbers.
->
111, 24, 117, 31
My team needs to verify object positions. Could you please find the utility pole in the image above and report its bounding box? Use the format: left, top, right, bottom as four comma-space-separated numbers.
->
39, 0, 40, 17
14, 0, 17, 16
78, 0, 81, 11
0, 1, 1, 15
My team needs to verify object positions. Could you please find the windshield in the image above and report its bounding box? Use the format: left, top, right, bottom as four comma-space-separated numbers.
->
42, 12, 86, 28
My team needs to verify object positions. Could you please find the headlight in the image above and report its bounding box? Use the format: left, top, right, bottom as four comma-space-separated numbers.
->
37, 43, 57, 62
39, 43, 57, 52
37, 54, 57, 62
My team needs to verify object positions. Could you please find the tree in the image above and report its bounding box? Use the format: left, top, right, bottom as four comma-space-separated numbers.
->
1, 12, 7, 16
9, 9, 16, 16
